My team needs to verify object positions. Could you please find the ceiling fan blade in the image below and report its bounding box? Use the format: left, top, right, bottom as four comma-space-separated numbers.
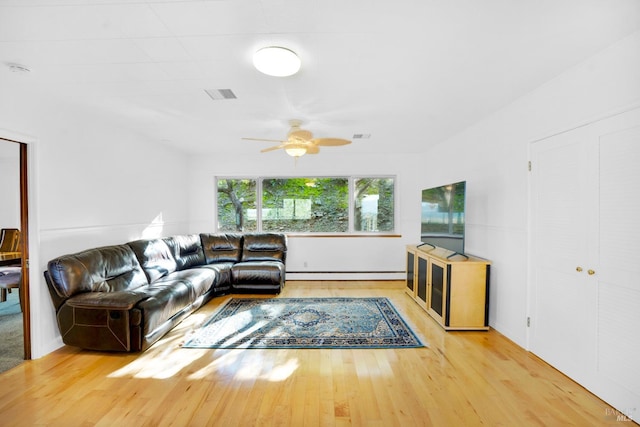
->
261, 144, 287, 153
306, 144, 320, 154
242, 137, 286, 143
311, 138, 351, 146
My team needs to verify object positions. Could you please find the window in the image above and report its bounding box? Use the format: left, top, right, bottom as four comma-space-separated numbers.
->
216, 176, 395, 233
262, 177, 349, 232
354, 177, 395, 232
216, 178, 257, 232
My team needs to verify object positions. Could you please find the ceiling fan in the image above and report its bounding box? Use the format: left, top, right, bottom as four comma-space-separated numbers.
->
242, 119, 351, 158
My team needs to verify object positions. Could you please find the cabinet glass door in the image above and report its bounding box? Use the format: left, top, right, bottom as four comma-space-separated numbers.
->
406, 251, 415, 293
417, 256, 428, 304
430, 262, 444, 316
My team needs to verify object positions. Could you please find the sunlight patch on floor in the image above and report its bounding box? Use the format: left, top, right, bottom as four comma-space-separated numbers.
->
186, 349, 243, 380
235, 354, 300, 382
107, 345, 208, 379
186, 350, 299, 383
260, 357, 299, 382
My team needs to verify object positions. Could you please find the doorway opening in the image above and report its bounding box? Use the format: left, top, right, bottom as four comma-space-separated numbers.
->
0, 137, 31, 372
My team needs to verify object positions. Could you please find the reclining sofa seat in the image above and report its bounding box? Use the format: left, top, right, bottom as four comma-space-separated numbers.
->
199, 233, 288, 292
44, 232, 287, 352
44, 244, 153, 352
232, 233, 287, 293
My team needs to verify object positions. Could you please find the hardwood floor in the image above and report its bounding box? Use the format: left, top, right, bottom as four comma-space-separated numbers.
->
0, 281, 623, 426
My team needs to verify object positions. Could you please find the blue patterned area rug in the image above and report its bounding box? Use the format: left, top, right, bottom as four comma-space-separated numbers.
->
182, 297, 424, 349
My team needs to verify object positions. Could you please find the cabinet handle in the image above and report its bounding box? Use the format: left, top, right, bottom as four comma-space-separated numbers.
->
576, 266, 583, 272
588, 269, 595, 275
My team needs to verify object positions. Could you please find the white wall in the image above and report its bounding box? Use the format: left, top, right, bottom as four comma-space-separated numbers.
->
421, 31, 640, 347
0, 87, 192, 357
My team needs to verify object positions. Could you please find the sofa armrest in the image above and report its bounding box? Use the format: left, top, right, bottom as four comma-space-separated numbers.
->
65, 290, 148, 310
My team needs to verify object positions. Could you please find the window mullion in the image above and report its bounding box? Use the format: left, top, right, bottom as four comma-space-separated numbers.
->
348, 177, 354, 232
257, 177, 263, 232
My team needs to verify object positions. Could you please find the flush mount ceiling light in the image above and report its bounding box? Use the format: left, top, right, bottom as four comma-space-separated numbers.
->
253, 46, 301, 77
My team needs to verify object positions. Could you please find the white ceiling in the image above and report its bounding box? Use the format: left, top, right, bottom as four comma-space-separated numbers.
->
1, 0, 639, 156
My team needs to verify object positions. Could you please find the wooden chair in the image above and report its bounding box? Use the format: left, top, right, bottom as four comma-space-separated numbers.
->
0, 229, 21, 267
0, 228, 20, 252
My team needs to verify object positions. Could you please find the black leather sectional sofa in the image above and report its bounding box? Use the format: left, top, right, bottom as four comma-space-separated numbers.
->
44, 233, 287, 352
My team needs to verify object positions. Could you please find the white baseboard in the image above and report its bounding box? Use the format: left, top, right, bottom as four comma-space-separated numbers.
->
286, 272, 405, 281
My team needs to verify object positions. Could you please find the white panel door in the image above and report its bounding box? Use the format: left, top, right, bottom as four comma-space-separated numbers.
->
530, 107, 640, 419
530, 125, 598, 385
594, 123, 640, 416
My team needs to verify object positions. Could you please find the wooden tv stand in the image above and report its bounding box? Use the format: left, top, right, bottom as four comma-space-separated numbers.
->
405, 245, 490, 331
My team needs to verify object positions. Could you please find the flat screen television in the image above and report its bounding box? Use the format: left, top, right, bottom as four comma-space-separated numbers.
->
419, 180, 466, 257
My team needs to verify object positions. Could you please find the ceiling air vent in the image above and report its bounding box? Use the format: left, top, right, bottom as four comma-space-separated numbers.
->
205, 89, 237, 100
352, 133, 371, 139
7, 63, 31, 74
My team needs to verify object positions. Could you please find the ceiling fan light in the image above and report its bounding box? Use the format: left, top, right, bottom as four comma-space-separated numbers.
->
284, 145, 307, 157
253, 46, 301, 77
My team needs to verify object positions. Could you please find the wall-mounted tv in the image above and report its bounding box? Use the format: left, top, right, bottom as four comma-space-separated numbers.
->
419, 180, 466, 257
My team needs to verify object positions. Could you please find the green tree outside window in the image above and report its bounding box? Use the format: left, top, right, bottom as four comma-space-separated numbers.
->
216, 176, 394, 233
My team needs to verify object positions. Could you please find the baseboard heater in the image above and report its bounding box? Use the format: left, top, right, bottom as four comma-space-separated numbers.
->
286, 271, 405, 281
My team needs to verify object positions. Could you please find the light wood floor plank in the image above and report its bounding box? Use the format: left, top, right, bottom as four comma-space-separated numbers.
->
0, 281, 624, 426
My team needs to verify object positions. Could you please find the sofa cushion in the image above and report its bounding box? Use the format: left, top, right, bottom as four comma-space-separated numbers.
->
136, 281, 193, 337
200, 233, 243, 263
128, 239, 177, 283
232, 261, 285, 292
199, 262, 234, 291
47, 244, 148, 299
241, 233, 287, 262
163, 234, 205, 270
153, 268, 216, 300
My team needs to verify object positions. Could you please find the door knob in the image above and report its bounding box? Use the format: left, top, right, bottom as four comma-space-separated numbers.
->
576, 266, 583, 272
588, 269, 595, 275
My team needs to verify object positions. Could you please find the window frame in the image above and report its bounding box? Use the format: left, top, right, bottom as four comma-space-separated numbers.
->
215, 175, 397, 235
